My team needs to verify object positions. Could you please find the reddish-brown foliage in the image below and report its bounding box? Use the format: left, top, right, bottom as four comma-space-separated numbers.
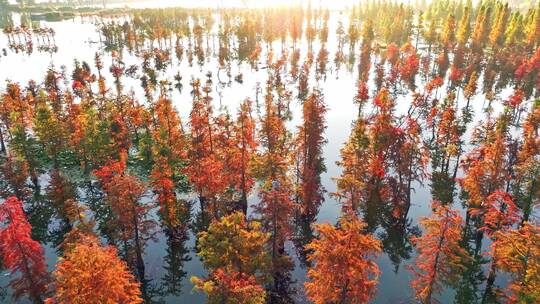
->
0, 196, 50, 304
185, 79, 227, 215
150, 96, 186, 229
296, 89, 327, 220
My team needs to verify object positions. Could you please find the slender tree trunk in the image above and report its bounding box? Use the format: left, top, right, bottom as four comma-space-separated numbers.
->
133, 218, 145, 282
521, 178, 536, 225
481, 258, 497, 304
425, 222, 449, 304
0, 127, 6, 154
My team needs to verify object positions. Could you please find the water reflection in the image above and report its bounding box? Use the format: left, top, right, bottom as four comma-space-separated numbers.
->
292, 215, 315, 268
431, 171, 457, 205
268, 257, 296, 304
453, 229, 487, 304
161, 233, 191, 297
379, 214, 420, 273
26, 193, 55, 244
0, 5, 537, 303
1, 13, 58, 55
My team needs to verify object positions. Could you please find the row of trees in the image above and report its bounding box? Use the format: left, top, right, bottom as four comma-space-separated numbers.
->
86, 0, 540, 106
0, 47, 331, 302
0, 0, 539, 303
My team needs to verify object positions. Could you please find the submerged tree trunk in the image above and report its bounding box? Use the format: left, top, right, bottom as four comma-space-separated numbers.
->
481, 260, 497, 304
0, 127, 6, 154
132, 209, 146, 301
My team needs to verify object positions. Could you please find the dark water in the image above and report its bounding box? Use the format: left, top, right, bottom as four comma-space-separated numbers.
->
0, 8, 516, 304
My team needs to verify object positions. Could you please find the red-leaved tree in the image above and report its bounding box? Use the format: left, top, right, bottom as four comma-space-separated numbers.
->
0, 196, 50, 304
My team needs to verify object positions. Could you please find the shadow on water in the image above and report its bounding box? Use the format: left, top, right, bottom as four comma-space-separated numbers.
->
0, 5, 534, 303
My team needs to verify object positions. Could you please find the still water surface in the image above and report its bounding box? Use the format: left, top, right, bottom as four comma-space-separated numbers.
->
0, 5, 510, 303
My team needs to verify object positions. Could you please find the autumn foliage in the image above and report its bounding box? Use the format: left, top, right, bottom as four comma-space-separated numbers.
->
1, 2, 540, 303
192, 269, 266, 304
192, 212, 270, 302
491, 223, 540, 303
0, 196, 50, 304
409, 202, 470, 304
304, 214, 382, 304
296, 89, 327, 220
150, 96, 186, 230
45, 236, 143, 304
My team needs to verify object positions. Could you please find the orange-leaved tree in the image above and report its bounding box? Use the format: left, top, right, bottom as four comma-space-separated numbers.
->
491, 223, 540, 303
185, 78, 226, 217
514, 101, 539, 223
58, 199, 96, 253
150, 96, 187, 232
94, 161, 156, 283
45, 235, 143, 304
253, 80, 296, 281
230, 99, 258, 214
471, 190, 522, 303
304, 213, 382, 304
409, 202, 470, 304
460, 115, 510, 221
295, 89, 327, 221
